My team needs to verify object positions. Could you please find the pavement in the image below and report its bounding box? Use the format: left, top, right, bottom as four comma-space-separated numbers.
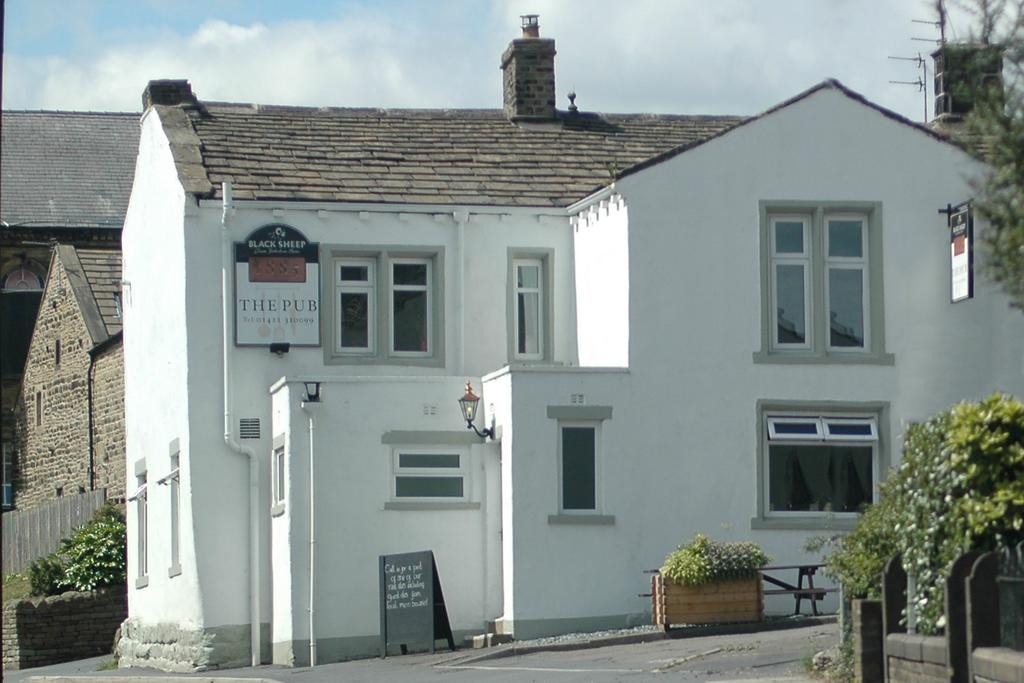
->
4, 617, 838, 683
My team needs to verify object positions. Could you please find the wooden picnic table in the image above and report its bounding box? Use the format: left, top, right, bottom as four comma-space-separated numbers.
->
757, 564, 838, 616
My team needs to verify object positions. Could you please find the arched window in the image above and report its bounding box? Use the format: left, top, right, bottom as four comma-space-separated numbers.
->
2, 266, 43, 291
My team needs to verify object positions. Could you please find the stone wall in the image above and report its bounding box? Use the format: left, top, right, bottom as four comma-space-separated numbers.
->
15, 260, 94, 507
91, 343, 125, 501
13, 254, 125, 509
852, 599, 884, 682
886, 633, 949, 683
971, 647, 1024, 683
116, 619, 270, 672
2, 586, 126, 670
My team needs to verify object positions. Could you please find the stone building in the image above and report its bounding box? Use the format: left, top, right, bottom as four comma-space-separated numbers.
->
14, 246, 125, 508
1, 111, 137, 509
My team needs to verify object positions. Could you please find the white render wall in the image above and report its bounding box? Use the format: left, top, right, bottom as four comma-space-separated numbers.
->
122, 110, 204, 627
125, 129, 581, 661
573, 196, 629, 367
270, 376, 501, 664
495, 88, 1023, 634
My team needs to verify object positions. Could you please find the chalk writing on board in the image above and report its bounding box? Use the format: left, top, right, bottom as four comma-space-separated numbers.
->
384, 559, 429, 610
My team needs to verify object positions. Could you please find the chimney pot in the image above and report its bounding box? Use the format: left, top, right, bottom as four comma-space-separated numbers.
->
142, 79, 198, 110
521, 14, 540, 38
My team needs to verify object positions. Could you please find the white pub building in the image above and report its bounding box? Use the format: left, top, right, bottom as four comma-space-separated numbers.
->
116, 18, 1023, 670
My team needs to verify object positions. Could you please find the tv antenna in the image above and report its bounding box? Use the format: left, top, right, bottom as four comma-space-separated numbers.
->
888, 53, 928, 122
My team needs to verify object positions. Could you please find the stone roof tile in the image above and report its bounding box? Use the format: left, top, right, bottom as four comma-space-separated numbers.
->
176, 103, 745, 208
1, 111, 139, 229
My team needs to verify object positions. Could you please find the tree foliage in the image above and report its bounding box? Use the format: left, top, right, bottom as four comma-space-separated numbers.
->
823, 393, 1024, 633
953, 0, 1024, 308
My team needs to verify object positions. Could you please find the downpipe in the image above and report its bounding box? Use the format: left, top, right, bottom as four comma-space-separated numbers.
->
220, 182, 261, 666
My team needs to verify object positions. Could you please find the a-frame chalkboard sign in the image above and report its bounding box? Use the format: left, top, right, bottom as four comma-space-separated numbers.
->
378, 550, 455, 657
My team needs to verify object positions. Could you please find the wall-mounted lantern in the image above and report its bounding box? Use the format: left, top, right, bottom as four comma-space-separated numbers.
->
458, 381, 495, 440
303, 381, 322, 403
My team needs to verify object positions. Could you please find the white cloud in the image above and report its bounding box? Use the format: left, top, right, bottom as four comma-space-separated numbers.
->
0, 0, 987, 122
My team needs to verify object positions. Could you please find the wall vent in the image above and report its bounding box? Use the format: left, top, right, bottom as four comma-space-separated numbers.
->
239, 418, 261, 440
570, 393, 585, 405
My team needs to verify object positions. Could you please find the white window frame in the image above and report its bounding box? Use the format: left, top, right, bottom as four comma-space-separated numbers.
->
325, 248, 443, 366
391, 448, 468, 501
824, 214, 870, 352
128, 471, 148, 587
769, 216, 812, 350
513, 257, 545, 360
557, 421, 602, 514
272, 445, 286, 507
389, 258, 432, 357
335, 258, 376, 355
763, 412, 878, 520
156, 449, 182, 578
757, 202, 890, 365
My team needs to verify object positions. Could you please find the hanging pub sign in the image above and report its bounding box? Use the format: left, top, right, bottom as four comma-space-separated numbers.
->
235, 224, 320, 346
948, 202, 974, 303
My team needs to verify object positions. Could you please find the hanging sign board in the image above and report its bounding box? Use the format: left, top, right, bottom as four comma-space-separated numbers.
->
378, 550, 455, 657
949, 202, 974, 303
234, 224, 320, 345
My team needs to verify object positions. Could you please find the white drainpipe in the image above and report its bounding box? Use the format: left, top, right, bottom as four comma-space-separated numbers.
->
300, 401, 321, 667
220, 182, 261, 666
453, 210, 468, 375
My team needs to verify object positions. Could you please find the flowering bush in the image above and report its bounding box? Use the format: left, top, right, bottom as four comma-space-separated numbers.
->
824, 393, 1024, 634
661, 534, 771, 586
26, 503, 126, 596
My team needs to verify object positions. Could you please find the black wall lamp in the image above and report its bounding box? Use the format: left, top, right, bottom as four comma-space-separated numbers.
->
303, 381, 322, 403
458, 381, 495, 440
270, 342, 290, 356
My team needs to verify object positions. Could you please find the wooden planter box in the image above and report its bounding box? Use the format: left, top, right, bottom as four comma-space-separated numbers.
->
652, 573, 763, 627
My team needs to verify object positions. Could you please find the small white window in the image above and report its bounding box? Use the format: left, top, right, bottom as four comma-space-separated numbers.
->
766, 416, 823, 440
336, 259, 375, 353
514, 258, 544, 359
559, 423, 600, 513
272, 446, 286, 506
392, 450, 465, 500
390, 259, 431, 356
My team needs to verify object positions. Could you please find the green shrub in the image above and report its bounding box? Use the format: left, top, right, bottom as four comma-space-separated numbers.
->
26, 503, 126, 596
820, 489, 899, 601
28, 553, 67, 596
661, 533, 771, 586
823, 393, 1024, 634
60, 503, 126, 591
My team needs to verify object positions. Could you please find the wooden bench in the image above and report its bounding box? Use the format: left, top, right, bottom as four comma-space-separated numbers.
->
757, 564, 838, 616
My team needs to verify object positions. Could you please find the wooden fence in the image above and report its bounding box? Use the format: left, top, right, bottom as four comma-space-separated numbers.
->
1, 490, 106, 574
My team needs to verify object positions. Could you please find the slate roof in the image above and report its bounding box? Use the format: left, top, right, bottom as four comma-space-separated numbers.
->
1, 111, 139, 228
55, 245, 123, 345
163, 102, 745, 208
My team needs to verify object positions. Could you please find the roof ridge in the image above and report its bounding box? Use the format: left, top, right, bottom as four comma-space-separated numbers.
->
2, 110, 137, 116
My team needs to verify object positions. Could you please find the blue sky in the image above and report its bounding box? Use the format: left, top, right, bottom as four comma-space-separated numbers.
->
2, 0, 986, 121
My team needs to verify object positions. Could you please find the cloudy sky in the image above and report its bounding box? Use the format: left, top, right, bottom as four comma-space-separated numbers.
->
2, 0, 984, 122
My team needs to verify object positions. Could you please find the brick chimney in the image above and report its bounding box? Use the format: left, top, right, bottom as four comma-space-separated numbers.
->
931, 44, 1003, 123
501, 15, 557, 121
142, 80, 197, 110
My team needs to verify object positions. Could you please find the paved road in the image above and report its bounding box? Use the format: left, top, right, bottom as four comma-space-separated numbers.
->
7, 622, 837, 682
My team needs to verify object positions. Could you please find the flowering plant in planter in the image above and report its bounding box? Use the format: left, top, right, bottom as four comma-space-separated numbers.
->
661, 534, 771, 586
653, 534, 771, 627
